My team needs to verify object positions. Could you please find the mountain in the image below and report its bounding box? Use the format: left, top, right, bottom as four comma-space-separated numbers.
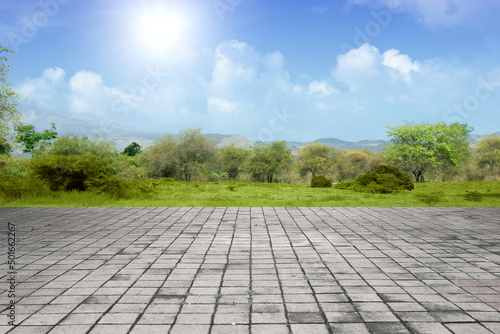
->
17, 104, 161, 151
315, 138, 387, 152
16, 105, 499, 154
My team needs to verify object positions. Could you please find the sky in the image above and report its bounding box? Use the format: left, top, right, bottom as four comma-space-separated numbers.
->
1, 0, 500, 142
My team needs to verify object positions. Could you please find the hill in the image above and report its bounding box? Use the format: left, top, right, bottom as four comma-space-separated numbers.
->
16, 105, 499, 154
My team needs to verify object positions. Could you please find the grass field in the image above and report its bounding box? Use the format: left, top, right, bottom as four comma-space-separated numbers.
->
1, 180, 499, 207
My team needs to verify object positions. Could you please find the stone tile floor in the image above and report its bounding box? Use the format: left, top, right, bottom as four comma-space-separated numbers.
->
0, 207, 499, 333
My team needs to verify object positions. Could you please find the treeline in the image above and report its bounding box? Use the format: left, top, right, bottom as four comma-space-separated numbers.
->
2, 124, 499, 190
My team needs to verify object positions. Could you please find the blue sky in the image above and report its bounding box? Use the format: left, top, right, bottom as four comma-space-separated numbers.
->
2, 0, 500, 142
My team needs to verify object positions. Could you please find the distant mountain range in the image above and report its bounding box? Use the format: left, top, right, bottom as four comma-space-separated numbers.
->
16, 104, 499, 154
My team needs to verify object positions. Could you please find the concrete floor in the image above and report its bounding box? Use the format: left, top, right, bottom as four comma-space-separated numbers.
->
1, 207, 499, 333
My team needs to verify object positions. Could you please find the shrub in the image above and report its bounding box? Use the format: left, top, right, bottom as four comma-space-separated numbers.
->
334, 180, 355, 190
311, 175, 332, 188
30, 155, 112, 191
336, 165, 413, 194
374, 165, 414, 191
85, 176, 131, 199
0, 175, 50, 200
415, 191, 444, 205
464, 191, 483, 202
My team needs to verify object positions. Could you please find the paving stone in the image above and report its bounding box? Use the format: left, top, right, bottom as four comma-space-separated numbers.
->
1, 207, 499, 333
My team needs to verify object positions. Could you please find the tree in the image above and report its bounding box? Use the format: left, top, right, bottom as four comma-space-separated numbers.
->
384, 121, 473, 181
297, 142, 334, 177
141, 134, 179, 178
122, 142, 142, 157
1, 44, 23, 149
0, 136, 12, 155
176, 128, 216, 181
15, 123, 57, 156
220, 145, 249, 179
246, 141, 293, 183
335, 150, 370, 182
476, 134, 500, 169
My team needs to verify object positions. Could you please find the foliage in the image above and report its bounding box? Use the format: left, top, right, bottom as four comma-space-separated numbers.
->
0, 135, 12, 155
220, 145, 249, 179
297, 142, 334, 177
0, 174, 50, 200
246, 141, 293, 183
464, 190, 483, 202
111, 153, 148, 180
29, 155, 113, 191
384, 121, 473, 181
140, 134, 179, 178
176, 128, 216, 181
42, 134, 117, 158
122, 141, 142, 157
0, 154, 30, 176
311, 175, 332, 188
415, 191, 444, 205
15, 123, 57, 156
0, 44, 23, 149
335, 150, 370, 182
337, 165, 413, 194
476, 135, 500, 169
141, 128, 216, 181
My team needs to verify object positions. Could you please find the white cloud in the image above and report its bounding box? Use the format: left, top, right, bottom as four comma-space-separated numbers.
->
382, 49, 420, 82
308, 80, 339, 96
42, 67, 65, 83
333, 43, 420, 89
207, 97, 239, 115
211, 40, 258, 88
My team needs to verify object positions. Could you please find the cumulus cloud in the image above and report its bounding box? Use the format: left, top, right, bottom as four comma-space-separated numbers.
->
382, 49, 420, 82
333, 43, 420, 89
308, 81, 339, 96
207, 97, 239, 115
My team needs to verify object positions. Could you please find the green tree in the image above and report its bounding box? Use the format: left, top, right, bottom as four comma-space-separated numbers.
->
43, 134, 117, 158
15, 123, 57, 156
297, 142, 333, 177
0, 136, 12, 155
141, 134, 179, 178
176, 128, 216, 182
384, 121, 473, 181
335, 150, 370, 182
122, 142, 142, 157
246, 141, 293, 183
220, 145, 249, 179
1, 44, 23, 150
476, 134, 500, 169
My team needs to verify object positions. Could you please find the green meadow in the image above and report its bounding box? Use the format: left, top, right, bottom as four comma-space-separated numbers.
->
2, 180, 499, 207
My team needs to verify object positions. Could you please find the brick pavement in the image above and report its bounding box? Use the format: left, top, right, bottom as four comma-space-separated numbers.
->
0, 207, 499, 333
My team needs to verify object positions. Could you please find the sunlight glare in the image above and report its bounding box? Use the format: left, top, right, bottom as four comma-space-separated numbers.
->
135, 7, 185, 54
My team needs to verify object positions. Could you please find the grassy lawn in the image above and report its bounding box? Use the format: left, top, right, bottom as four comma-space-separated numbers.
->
1, 180, 499, 207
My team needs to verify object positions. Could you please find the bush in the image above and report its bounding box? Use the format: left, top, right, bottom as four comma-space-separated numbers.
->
311, 175, 332, 188
334, 180, 355, 190
415, 191, 444, 205
0, 175, 50, 200
30, 155, 113, 192
85, 176, 131, 199
464, 191, 483, 202
336, 165, 413, 194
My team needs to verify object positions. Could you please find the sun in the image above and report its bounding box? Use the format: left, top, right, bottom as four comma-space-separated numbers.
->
134, 6, 185, 54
